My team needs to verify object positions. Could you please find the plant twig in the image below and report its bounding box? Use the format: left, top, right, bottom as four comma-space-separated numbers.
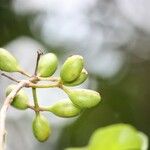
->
0, 65, 60, 150
34, 50, 43, 75
0, 80, 29, 150
1, 73, 20, 83
38, 76, 60, 82
18, 70, 31, 78
27, 104, 50, 112
28, 82, 59, 88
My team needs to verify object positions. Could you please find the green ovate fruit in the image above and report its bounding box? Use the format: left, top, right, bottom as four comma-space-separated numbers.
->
64, 69, 88, 86
37, 53, 58, 77
88, 124, 148, 150
64, 87, 101, 108
6, 84, 29, 110
49, 99, 81, 118
32, 114, 51, 142
0, 48, 21, 72
60, 55, 84, 82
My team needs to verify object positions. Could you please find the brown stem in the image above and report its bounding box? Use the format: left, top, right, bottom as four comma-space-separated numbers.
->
0, 80, 29, 150
34, 50, 43, 75
1, 73, 20, 83
18, 70, 31, 78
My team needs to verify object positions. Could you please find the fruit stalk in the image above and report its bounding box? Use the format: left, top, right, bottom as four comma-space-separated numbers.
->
0, 80, 29, 150
32, 88, 39, 111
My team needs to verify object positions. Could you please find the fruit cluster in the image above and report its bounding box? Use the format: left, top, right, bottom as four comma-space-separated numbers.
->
0, 48, 101, 142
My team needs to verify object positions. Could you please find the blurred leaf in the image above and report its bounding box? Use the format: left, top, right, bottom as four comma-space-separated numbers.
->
66, 124, 148, 150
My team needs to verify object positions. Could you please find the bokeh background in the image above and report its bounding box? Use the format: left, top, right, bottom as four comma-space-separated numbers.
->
0, 0, 150, 150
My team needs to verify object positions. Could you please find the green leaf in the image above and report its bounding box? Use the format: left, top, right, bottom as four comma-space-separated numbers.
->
65, 124, 149, 150
88, 124, 148, 150
137, 132, 149, 150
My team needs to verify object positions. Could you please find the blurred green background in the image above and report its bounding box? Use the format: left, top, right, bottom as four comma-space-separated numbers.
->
0, 0, 150, 150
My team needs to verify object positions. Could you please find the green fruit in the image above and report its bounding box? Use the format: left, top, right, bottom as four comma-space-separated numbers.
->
6, 84, 29, 110
32, 114, 51, 142
64, 87, 101, 108
63, 69, 88, 86
88, 124, 145, 150
0, 48, 21, 72
37, 53, 58, 77
60, 55, 84, 82
49, 99, 81, 118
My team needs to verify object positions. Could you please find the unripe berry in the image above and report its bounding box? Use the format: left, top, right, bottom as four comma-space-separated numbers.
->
6, 84, 29, 110
64, 87, 101, 108
64, 88, 101, 108
49, 99, 81, 118
63, 69, 88, 86
37, 53, 58, 77
60, 55, 84, 82
32, 114, 51, 142
0, 48, 21, 72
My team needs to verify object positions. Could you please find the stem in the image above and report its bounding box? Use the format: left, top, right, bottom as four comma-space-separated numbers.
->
0, 80, 29, 150
18, 70, 31, 78
38, 77, 60, 82
27, 104, 35, 111
39, 106, 52, 112
0, 71, 60, 149
61, 85, 70, 92
32, 88, 39, 109
34, 50, 43, 75
27, 104, 51, 112
29, 82, 59, 88
1, 73, 20, 83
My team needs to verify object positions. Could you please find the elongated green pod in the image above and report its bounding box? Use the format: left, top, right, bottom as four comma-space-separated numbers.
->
60, 55, 84, 82
49, 99, 81, 118
63, 87, 101, 108
32, 114, 51, 142
37, 53, 58, 77
63, 69, 88, 86
0, 48, 21, 72
6, 84, 29, 110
